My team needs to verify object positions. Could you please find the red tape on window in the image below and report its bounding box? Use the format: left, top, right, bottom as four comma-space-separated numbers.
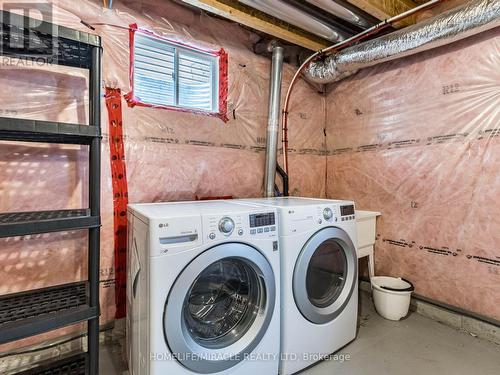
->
105, 87, 128, 319
125, 24, 229, 122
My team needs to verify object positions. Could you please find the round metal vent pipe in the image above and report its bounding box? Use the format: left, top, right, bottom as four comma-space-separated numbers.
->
264, 46, 284, 197
304, 0, 500, 84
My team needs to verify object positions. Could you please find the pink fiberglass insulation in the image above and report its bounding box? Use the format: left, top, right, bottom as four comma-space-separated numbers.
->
326, 28, 500, 321
0, 0, 326, 352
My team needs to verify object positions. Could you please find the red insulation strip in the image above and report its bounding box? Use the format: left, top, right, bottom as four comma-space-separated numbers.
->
105, 87, 129, 319
218, 48, 229, 122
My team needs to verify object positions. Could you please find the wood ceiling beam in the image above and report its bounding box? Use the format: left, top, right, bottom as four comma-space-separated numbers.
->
345, 0, 419, 26
179, 0, 329, 51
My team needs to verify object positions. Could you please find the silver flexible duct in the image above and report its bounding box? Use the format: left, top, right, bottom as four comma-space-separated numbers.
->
304, 0, 500, 84
264, 46, 284, 197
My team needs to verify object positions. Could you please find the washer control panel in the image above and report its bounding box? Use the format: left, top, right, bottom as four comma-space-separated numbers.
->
218, 217, 235, 235
249, 212, 276, 236
204, 211, 277, 241
207, 214, 242, 240
323, 207, 333, 220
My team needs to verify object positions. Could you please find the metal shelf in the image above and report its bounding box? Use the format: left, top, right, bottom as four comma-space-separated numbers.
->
0, 209, 100, 238
14, 352, 88, 375
0, 282, 98, 345
0, 10, 102, 373
0, 117, 100, 145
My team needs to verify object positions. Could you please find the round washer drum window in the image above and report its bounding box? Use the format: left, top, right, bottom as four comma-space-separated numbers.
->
306, 239, 347, 308
184, 258, 263, 349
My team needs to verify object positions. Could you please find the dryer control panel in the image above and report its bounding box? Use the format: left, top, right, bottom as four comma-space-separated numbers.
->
274, 203, 356, 236
339, 204, 356, 222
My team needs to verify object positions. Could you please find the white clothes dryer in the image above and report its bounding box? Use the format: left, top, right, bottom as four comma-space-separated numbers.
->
234, 197, 358, 374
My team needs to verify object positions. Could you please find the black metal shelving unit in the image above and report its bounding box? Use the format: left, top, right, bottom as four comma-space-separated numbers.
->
0, 10, 102, 375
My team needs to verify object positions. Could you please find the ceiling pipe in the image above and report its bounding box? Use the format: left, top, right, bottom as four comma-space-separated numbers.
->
264, 45, 284, 197
239, 0, 347, 41
285, 0, 377, 35
281, 0, 444, 173
304, 0, 500, 84
253, 38, 303, 65
305, 0, 372, 28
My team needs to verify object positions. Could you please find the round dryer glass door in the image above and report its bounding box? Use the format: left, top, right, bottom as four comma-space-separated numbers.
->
164, 243, 276, 373
293, 227, 357, 324
306, 239, 347, 308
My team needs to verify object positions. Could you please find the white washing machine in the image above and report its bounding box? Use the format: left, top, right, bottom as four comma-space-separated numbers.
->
234, 197, 358, 374
126, 200, 280, 375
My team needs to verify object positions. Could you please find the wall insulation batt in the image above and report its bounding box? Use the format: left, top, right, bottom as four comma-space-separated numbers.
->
0, 0, 326, 352
326, 28, 500, 321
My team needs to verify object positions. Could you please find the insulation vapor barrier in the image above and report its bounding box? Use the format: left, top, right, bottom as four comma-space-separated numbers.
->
326, 28, 500, 321
0, 0, 325, 353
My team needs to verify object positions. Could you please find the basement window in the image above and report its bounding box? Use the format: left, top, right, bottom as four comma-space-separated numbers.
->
126, 25, 228, 122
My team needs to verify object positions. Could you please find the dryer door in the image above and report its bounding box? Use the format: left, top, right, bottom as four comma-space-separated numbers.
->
164, 242, 276, 373
293, 227, 357, 324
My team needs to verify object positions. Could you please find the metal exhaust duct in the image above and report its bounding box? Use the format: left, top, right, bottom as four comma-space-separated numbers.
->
304, 0, 500, 84
264, 46, 284, 197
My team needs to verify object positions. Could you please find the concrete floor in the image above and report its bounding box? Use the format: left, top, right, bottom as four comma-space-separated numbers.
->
302, 292, 500, 375
100, 291, 500, 375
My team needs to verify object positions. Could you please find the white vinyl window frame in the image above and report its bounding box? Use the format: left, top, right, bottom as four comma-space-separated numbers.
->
132, 32, 220, 113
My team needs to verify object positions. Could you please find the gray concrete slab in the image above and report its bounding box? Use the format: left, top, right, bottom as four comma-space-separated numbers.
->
302, 292, 500, 375
99, 291, 500, 375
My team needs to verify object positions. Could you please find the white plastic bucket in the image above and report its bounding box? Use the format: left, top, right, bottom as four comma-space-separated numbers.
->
371, 276, 414, 321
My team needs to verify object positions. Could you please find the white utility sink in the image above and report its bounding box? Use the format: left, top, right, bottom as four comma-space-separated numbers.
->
356, 210, 381, 278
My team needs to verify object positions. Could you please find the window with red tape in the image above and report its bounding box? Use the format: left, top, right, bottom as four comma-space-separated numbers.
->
125, 24, 229, 122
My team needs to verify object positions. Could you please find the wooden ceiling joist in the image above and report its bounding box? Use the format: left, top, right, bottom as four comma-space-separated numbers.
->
180, 0, 330, 51
345, 0, 419, 26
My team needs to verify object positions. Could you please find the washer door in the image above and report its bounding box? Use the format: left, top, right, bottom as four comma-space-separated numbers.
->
164, 243, 276, 373
293, 227, 357, 324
